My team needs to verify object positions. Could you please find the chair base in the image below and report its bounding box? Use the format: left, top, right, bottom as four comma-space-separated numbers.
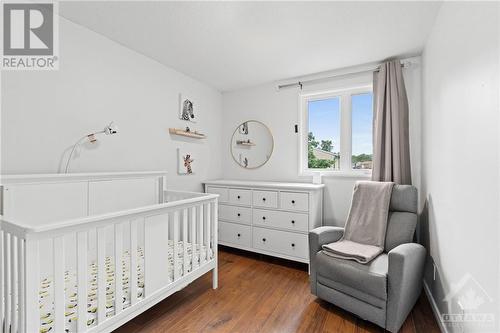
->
316, 282, 387, 330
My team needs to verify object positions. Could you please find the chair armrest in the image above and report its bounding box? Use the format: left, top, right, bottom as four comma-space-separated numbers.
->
308, 226, 344, 295
386, 243, 426, 333
309, 226, 344, 253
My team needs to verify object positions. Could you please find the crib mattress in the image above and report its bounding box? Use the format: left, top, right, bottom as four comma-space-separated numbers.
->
39, 240, 213, 333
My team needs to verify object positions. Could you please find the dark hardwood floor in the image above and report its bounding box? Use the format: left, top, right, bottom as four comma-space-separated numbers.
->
114, 247, 440, 333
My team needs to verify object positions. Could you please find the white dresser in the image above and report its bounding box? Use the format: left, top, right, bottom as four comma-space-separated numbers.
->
204, 180, 324, 263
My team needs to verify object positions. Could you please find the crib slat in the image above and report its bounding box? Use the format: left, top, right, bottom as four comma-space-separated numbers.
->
211, 201, 218, 289
114, 223, 123, 315
199, 205, 205, 265
11, 236, 18, 333
0, 230, 4, 333
173, 211, 179, 281
211, 201, 217, 251
165, 214, 170, 283
53, 236, 65, 333
182, 209, 188, 276
97, 227, 107, 324
190, 207, 196, 270
205, 203, 211, 262
18, 238, 25, 333
130, 220, 138, 305
24, 240, 39, 333
4, 232, 11, 331
77, 231, 88, 333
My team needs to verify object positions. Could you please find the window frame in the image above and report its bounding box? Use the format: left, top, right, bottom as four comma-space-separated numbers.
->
298, 85, 373, 177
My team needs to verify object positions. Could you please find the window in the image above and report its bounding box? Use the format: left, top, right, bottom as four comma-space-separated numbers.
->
351, 93, 373, 170
307, 97, 341, 170
299, 86, 373, 175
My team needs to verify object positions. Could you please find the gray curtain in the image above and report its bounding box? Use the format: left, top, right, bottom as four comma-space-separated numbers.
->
372, 60, 412, 185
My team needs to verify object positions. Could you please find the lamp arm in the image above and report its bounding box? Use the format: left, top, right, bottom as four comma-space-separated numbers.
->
64, 131, 105, 174
62, 123, 115, 174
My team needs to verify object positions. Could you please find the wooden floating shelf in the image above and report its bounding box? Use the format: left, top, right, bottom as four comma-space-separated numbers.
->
169, 128, 206, 139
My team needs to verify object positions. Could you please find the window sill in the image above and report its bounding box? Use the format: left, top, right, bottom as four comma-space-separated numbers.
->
300, 170, 372, 179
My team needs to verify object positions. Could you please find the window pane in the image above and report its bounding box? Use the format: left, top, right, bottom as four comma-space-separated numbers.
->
351, 93, 373, 170
307, 97, 340, 170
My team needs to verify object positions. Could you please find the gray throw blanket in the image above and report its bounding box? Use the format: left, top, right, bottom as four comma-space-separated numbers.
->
322, 181, 394, 263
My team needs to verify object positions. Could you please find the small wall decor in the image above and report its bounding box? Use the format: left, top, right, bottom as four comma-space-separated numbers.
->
178, 148, 195, 175
179, 93, 197, 123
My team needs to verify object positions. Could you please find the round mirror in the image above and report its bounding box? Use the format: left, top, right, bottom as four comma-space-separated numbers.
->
231, 120, 274, 169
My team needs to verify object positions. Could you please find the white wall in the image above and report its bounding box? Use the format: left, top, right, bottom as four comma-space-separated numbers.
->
221, 61, 422, 226
1, 17, 223, 192
421, 2, 499, 332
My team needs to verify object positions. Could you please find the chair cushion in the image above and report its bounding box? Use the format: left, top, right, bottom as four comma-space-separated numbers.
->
389, 185, 417, 213
384, 211, 417, 252
385, 185, 418, 252
316, 251, 388, 307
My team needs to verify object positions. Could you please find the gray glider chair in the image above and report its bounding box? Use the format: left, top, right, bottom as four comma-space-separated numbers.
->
309, 185, 425, 333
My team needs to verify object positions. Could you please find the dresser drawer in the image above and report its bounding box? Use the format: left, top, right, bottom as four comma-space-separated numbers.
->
228, 188, 252, 206
252, 209, 308, 232
219, 221, 252, 247
253, 227, 308, 259
206, 186, 228, 203
280, 192, 309, 212
253, 190, 278, 208
218, 204, 252, 225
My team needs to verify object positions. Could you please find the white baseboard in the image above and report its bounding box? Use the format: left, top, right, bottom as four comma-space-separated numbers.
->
423, 280, 449, 333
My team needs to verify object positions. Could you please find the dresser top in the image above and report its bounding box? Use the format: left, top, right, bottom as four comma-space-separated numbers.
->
204, 179, 325, 191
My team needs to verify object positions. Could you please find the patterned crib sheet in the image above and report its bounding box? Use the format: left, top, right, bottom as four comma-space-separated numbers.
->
39, 240, 213, 333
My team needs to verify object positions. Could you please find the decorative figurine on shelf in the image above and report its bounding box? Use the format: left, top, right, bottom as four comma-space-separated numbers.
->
183, 154, 194, 174
185, 126, 191, 132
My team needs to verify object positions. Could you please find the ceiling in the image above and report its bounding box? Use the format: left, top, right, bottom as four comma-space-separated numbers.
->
60, 1, 442, 92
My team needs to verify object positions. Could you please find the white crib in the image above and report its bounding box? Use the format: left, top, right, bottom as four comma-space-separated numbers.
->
0, 171, 218, 333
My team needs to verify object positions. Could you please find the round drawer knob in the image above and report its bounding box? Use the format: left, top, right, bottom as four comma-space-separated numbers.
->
291, 200, 295, 204
237, 213, 241, 217
291, 220, 295, 224
262, 238, 266, 242
237, 195, 241, 199
291, 243, 295, 247
262, 198, 266, 201
237, 233, 241, 237
262, 216, 266, 220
